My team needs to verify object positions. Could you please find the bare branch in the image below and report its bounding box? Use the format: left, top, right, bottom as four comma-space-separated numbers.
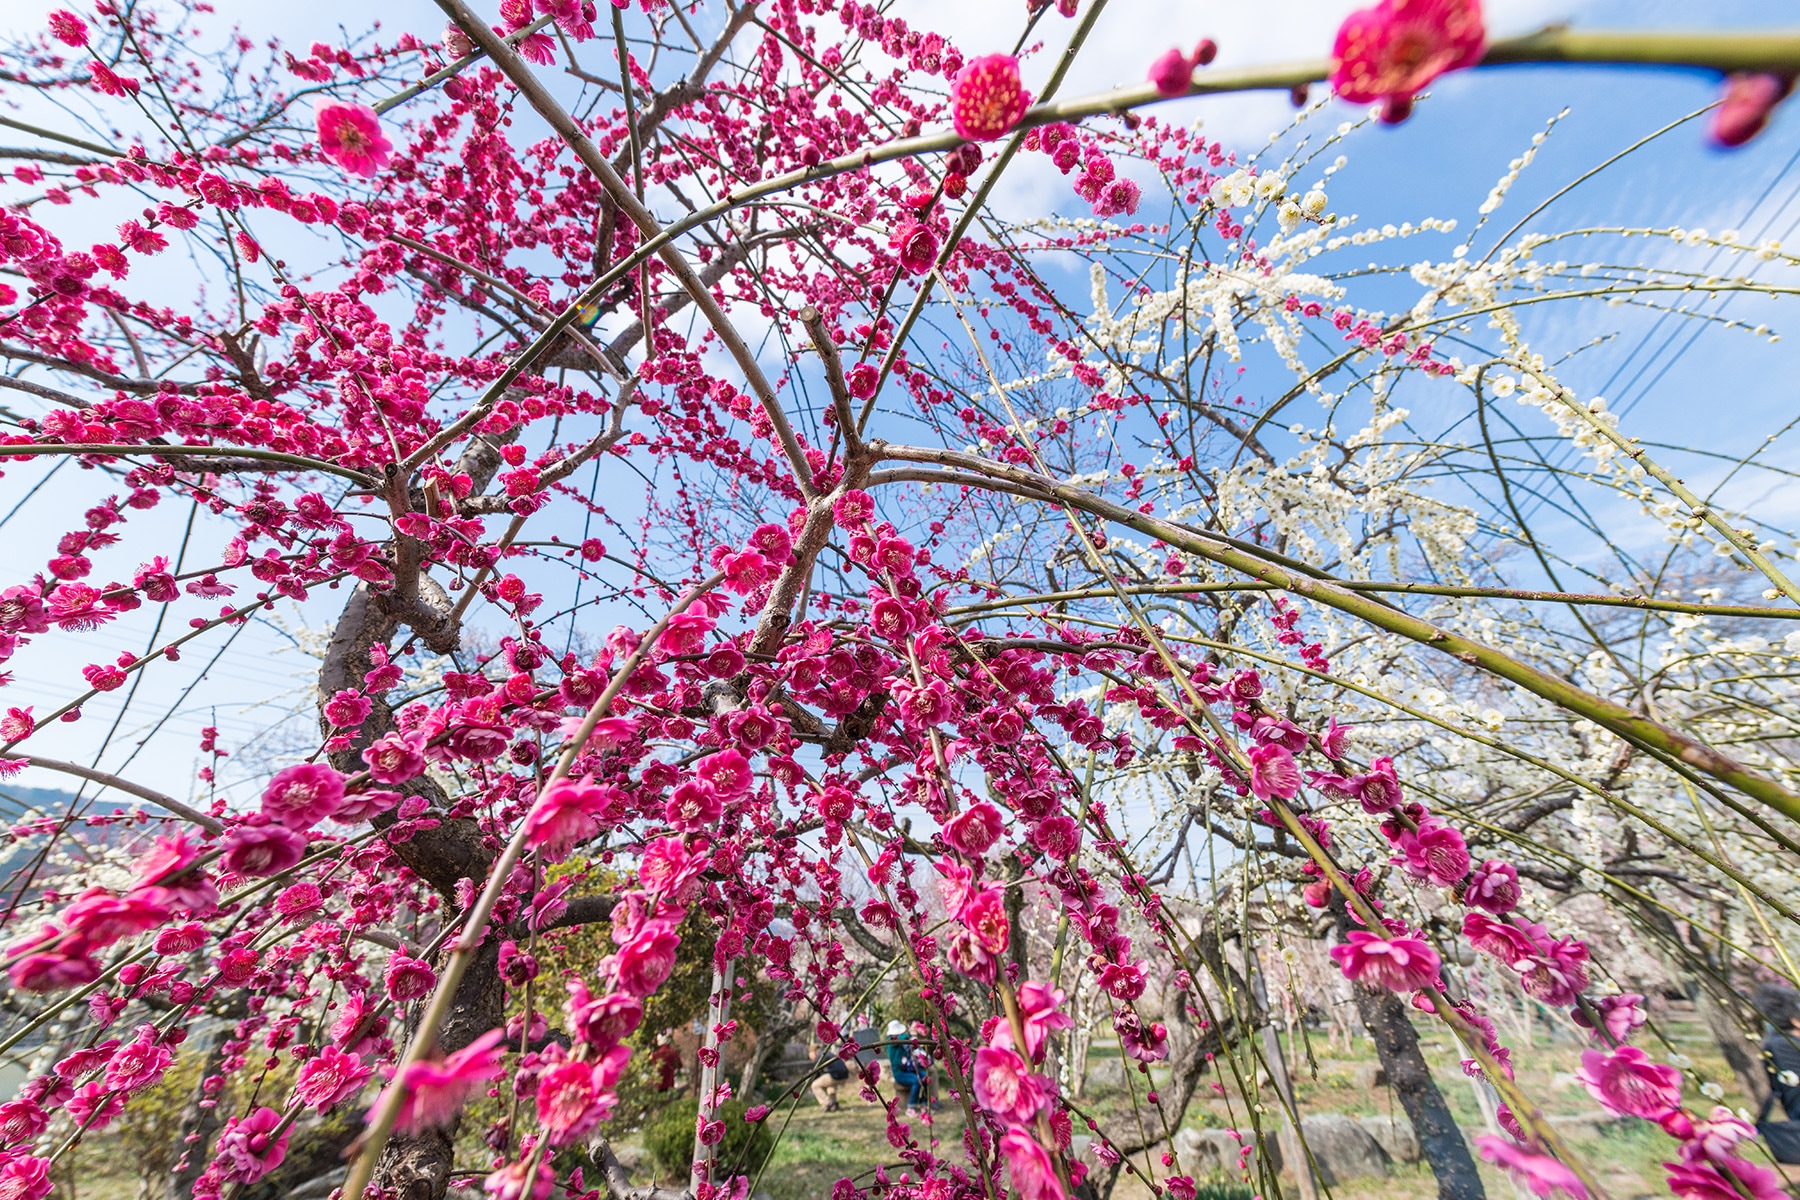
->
0, 754, 224, 833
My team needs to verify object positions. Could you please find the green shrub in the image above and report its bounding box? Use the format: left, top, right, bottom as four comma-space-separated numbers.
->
1190, 1182, 1256, 1200
642, 1096, 774, 1181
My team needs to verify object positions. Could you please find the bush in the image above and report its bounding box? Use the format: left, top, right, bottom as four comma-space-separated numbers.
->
642, 1097, 774, 1181
1190, 1183, 1256, 1200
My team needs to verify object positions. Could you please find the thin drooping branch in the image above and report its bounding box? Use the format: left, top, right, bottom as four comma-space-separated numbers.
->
874, 442, 1800, 821
0, 442, 380, 487
438, 0, 819, 499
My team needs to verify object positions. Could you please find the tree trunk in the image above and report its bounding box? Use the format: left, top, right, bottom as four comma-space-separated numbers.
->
1352, 981, 1486, 1200
369, 937, 506, 1200
1695, 981, 1769, 1110
318, 580, 501, 1200
163, 994, 248, 1200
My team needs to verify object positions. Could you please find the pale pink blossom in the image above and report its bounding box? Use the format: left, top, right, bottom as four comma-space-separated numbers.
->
331, 788, 401, 824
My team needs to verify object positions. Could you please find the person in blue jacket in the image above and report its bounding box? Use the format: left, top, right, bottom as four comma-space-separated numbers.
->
884, 1019, 927, 1116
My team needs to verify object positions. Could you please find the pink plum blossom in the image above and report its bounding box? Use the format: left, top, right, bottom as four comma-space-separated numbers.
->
1329, 0, 1485, 121
1475, 1136, 1588, 1199
314, 102, 393, 176
1248, 743, 1300, 800
999, 1128, 1065, 1200
293, 1046, 372, 1110
523, 778, 609, 861
259, 762, 345, 829
216, 1106, 290, 1182
1329, 928, 1441, 991
1576, 1045, 1682, 1119
389, 1030, 506, 1135
973, 1046, 1050, 1126
944, 802, 1004, 855
951, 55, 1031, 141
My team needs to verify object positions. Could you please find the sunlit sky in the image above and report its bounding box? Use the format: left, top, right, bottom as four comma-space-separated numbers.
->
2, 0, 1798, 826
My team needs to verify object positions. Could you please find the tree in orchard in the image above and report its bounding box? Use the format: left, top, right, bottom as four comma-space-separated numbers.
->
1, 2, 1799, 1200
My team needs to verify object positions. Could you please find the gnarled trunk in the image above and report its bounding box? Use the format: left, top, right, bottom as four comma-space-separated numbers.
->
318, 581, 499, 1200
1352, 980, 1485, 1200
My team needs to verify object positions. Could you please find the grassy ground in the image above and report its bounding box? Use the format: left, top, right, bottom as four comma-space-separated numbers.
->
52, 1002, 1777, 1200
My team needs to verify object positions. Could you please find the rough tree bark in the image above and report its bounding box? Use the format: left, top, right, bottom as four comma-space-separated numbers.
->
314, 576, 495, 1200
1351, 980, 1486, 1200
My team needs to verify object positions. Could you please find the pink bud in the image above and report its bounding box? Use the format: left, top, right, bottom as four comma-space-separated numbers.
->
1147, 48, 1192, 98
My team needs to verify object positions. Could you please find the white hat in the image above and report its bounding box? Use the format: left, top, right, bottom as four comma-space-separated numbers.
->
885, 1019, 907, 1037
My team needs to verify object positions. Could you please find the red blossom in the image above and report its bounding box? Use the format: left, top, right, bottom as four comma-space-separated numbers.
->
1329, 0, 1484, 120
950, 54, 1031, 142
313, 101, 393, 177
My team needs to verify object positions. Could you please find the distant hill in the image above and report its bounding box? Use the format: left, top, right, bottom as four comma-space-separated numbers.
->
0, 783, 88, 815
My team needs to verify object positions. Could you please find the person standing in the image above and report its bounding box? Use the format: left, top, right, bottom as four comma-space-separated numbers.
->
1755, 984, 1800, 1163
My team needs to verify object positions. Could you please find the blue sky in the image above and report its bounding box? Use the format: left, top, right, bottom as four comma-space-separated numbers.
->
3, 0, 1798, 816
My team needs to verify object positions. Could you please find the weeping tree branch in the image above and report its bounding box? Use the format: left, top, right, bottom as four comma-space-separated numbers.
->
873, 441, 1800, 823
